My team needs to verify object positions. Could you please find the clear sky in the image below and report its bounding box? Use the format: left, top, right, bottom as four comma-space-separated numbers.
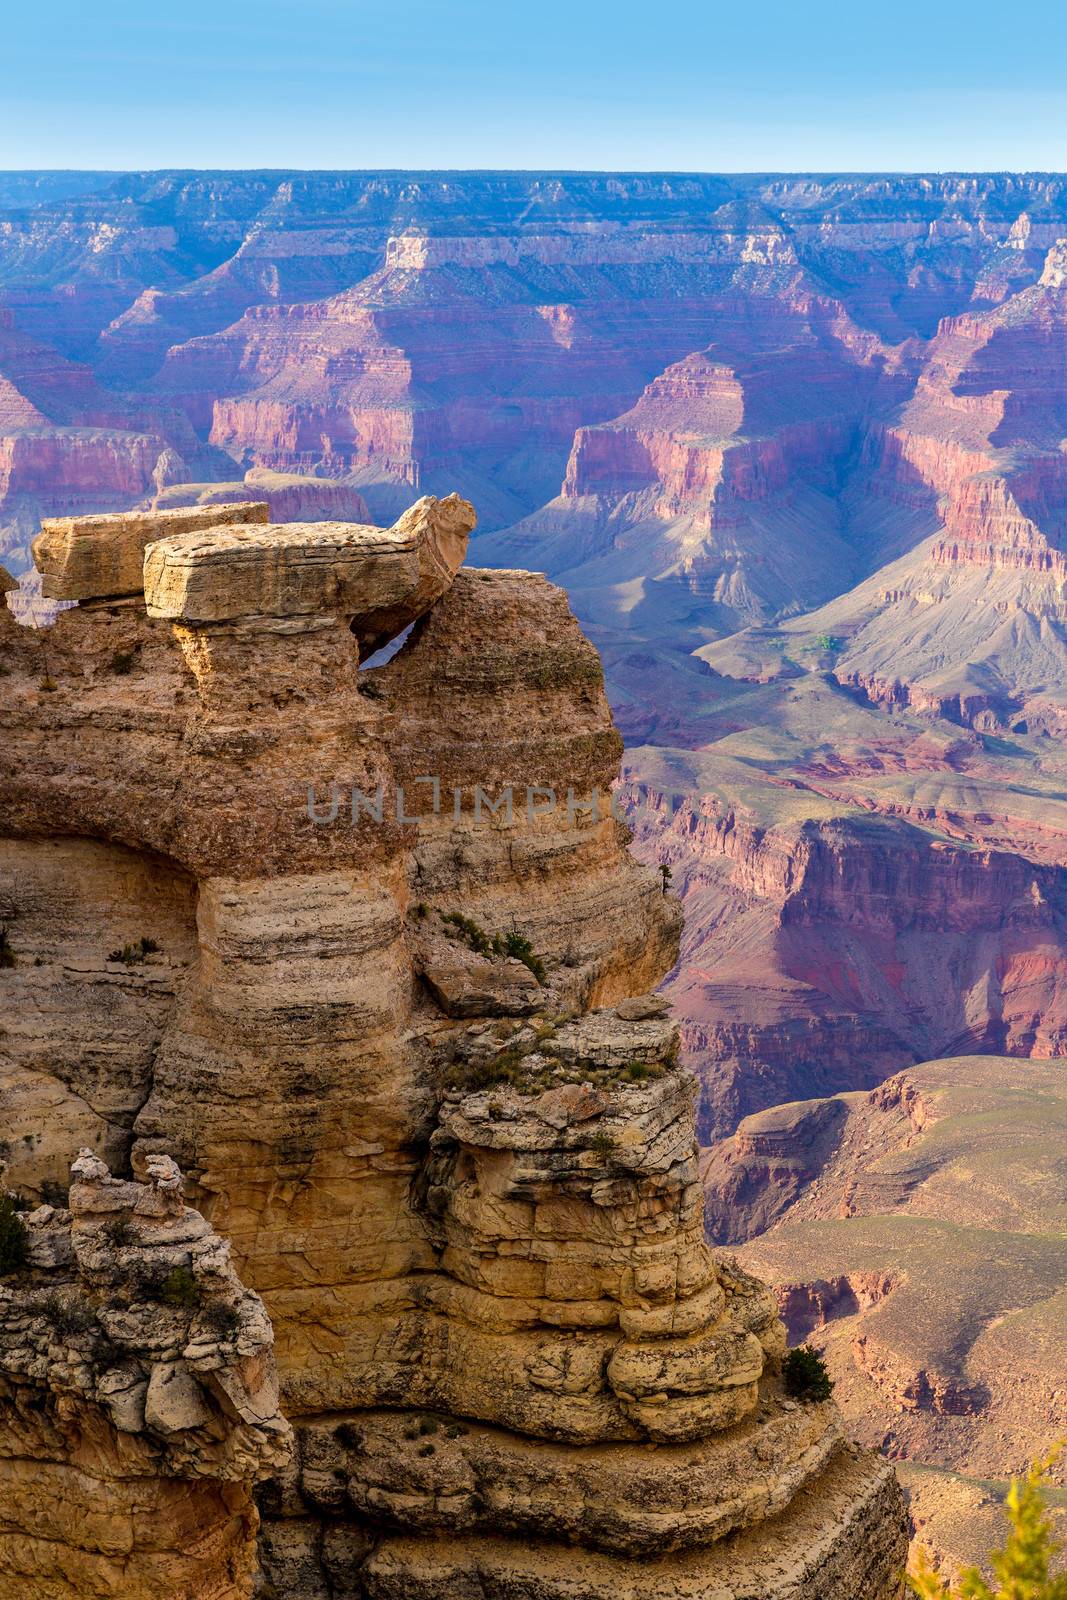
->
3, 0, 1066, 173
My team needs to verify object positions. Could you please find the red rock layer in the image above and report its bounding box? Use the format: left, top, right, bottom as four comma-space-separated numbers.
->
629, 792, 1067, 1140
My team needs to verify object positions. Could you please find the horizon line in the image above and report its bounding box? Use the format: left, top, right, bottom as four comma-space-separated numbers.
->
3, 165, 1067, 178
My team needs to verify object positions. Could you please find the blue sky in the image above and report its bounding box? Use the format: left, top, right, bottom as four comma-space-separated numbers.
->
3, 0, 1066, 172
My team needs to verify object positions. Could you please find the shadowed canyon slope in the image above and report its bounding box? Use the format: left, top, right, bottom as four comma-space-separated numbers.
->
0, 498, 908, 1597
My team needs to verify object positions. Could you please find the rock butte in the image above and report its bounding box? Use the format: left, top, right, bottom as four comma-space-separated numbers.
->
0, 497, 908, 1597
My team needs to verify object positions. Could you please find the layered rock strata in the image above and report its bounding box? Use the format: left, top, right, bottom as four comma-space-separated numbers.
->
0, 1151, 291, 1598
622, 674, 1067, 1139
33, 500, 270, 602
0, 498, 907, 1597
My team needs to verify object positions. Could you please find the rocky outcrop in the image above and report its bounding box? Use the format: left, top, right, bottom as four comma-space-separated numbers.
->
0, 498, 908, 1597
0, 1150, 291, 1599
142, 492, 473, 644
34, 500, 270, 601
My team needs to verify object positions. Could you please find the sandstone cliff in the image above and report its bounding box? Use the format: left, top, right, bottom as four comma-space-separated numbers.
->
0, 497, 908, 1597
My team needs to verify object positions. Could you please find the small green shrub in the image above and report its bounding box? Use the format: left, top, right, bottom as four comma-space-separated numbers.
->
107, 936, 161, 965
623, 1059, 668, 1083
783, 1345, 834, 1403
201, 1300, 241, 1339
0, 1195, 29, 1276
142, 1264, 200, 1309
589, 1129, 615, 1159
109, 649, 136, 675
502, 931, 546, 983
814, 634, 843, 652
332, 1421, 364, 1450
101, 1215, 138, 1248
441, 913, 546, 983
161, 1265, 200, 1308
441, 1045, 536, 1094
907, 1448, 1066, 1598
442, 911, 494, 957
36, 1290, 98, 1336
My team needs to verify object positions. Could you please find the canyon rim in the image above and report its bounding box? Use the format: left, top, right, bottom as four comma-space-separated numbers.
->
2, 165, 1067, 1594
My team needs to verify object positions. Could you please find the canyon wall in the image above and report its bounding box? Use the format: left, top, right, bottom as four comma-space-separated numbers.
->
622, 671, 1067, 1138
4, 171, 1067, 644
0, 499, 908, 1597
702, 1056, 1067, 1578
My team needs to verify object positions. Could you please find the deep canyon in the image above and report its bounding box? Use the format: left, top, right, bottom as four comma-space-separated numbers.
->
2, 169, 1067, 1587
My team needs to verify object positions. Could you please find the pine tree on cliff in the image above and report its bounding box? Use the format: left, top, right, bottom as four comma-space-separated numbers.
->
908, 1450, 1066, 1600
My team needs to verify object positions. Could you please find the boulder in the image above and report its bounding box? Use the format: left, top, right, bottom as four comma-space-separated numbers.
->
144, 1361, 215, 1434
421, 947, 542, 1017
142, 493, 475, 639
32, 501, 269, 602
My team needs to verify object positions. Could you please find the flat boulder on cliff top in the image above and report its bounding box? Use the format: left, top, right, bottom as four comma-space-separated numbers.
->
32, 501, 270, 602
143, 492, 475, 645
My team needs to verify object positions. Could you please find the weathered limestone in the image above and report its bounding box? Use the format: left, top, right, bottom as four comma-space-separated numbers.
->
32, 501, 270, 602
0, 1153, 291, 1599
0, 497, 909, 1599
143, 491, 475, 645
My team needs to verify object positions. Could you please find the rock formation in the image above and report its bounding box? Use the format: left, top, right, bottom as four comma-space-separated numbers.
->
0, 1150, 291, 1599
703, 1055, 1067, 1578
0, 497, 908, 1597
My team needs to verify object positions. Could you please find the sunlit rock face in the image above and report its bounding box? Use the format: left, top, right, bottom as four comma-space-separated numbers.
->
0, 1150, 291, 1600
0, 498, 907, 1598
